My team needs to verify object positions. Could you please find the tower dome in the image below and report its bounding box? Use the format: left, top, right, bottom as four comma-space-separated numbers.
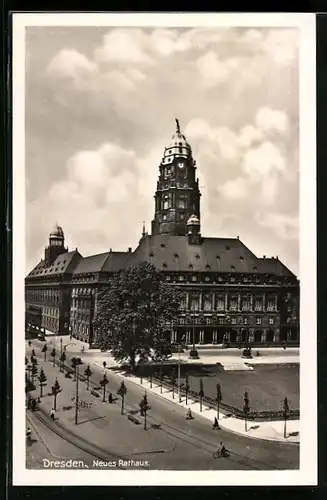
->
162, 118, 192, 165
187, 214, 200, 226
49, 223, 64, 239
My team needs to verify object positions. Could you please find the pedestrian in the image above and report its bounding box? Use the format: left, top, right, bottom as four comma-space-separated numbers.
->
31, 399, 37, 412
28, 341, 31, 347
26, 427, 32, 441
32, 349, 35, 357
50, 408, 55, 420
213, 417, 220, 429
108, 393, 113, 404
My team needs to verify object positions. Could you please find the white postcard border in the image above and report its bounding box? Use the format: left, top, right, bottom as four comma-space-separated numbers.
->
12, 12, 317, 486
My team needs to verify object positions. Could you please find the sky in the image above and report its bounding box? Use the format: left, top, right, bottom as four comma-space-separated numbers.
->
25, 26, 299, 276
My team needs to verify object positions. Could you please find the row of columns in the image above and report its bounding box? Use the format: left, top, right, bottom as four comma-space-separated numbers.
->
171, 328, 281, 344
184, 291, 277, 312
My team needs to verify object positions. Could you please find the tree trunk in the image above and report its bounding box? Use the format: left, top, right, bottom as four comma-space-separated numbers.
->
200, 397, 202, 412
217, 401, 220, 421
103, 386, 106, 402
144, 411, 147, 430
130, 351, 136, 372
87, 377, 89, 390
54, 393, 57, 411
186, 390, 188, 405
284, 418, 287, 438
40, 384, 43, 398
121, 396, 124, 415
245, 417, 247, 432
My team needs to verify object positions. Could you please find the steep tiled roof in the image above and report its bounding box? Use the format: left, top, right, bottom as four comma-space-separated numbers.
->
26, 250, 81, 278
102, 251, 132, 272
129, 234, 294, 276
72, 252, 111, 274
258, 257, 295, 277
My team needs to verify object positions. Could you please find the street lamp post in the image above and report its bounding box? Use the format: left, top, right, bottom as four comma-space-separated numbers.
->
59, 337, 63, 372
189, 304, 199, 359
73, 357, 82, 425
75, 363, 79, 425
177, 334, 185, 403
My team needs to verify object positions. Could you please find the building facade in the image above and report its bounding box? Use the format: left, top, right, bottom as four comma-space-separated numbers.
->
25, 121, 300, 346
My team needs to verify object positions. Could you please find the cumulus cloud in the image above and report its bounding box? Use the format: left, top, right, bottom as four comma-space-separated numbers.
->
26, 26, 299, 275
46, 49, 98, 79
255, 212, 299, 240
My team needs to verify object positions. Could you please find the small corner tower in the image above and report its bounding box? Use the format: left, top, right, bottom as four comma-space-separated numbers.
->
151, 118, 201, 236
44, 223, 68, 266
187, 214, 201, 245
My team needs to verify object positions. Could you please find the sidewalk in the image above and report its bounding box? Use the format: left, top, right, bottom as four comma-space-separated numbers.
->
91, 360, 300, 444
25, 348, 179, 464
35, 337, 300, 443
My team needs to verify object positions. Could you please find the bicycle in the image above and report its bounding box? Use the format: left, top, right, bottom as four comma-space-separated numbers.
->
213, 448, 230, 459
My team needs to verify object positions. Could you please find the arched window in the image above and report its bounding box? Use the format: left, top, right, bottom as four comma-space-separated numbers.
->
163, 193, 171, 210
177, 194, 187, 209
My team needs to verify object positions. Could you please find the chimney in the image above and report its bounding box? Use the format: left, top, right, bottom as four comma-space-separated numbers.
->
128, 247, 132, 253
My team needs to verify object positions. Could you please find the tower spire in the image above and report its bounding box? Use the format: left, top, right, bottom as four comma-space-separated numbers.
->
175, 117, 180, 134
142, 221, 146, 237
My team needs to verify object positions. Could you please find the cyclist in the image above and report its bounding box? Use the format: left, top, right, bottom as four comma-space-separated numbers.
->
218, 441, 228, 457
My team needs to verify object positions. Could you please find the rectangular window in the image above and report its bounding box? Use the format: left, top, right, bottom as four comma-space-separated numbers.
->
218, 317, 224, 325
241, 296, 251, 311
243, 318, 248, 325
191, 295, 200, 311
269, 318, 274, 325
231, 317, 237, 324
179, 294, 187, 310
216, 295, 224, 310
256, 317, 262, 325
267, 296, 275, 311
205, 317, 211, 325
203, 294, 212, 311
254, 298, 263, 311
229, 297, 238, 311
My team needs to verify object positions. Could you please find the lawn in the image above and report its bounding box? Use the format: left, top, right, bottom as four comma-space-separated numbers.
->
182, 365, 299, 412
150, 364, 299, 413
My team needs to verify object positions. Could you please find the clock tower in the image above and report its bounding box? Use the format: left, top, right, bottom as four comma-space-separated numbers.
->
151, 119, 201, 236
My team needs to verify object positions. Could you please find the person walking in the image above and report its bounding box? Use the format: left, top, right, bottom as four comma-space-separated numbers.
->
213, 416, 220, 429
50, 408, 55, 420
26, 427, 32, 441
108, 393, 113, 404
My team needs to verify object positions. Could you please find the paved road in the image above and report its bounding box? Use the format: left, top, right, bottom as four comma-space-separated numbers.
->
26, 411, 94, 469
26, 338, 299, 471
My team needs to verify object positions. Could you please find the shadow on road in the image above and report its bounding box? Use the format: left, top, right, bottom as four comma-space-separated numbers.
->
77, 415, 106, 426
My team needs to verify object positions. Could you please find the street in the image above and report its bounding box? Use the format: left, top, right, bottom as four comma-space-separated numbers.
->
25, 337, 299, 471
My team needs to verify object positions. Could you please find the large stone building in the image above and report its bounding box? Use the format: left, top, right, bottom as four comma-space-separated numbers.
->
25, 120, 300, 347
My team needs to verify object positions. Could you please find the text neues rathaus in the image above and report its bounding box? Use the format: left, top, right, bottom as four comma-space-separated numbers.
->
25, 120, 299, 347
